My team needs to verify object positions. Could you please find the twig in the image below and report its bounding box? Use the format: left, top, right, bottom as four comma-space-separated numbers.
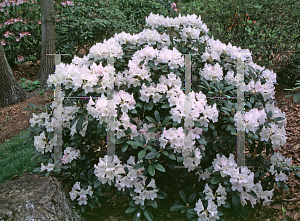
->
282, 198, 300, 202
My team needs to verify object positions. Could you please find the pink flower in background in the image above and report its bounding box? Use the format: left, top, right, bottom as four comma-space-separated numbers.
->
38, 20, 41, 24
61, 2, 66, 6
171, 2, 177, 13
17, 55, 24, 62
66, 1, 74, 6
1, 40, 6, 45
16, 37, 20, 41
4, 31, 11, 38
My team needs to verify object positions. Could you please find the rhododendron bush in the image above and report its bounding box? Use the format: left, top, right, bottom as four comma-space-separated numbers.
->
23, 12, 295, 221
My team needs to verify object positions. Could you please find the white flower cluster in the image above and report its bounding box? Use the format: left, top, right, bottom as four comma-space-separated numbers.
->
200, 63, 224, 82
40, 162, 54, 172
86, 90, 135, 130
94, 155, 159, 206
62, 147, 81, 164
194, 183, 227, 221
33, 131, 57, 154
234, 107, 267, 133
158, 127, 204, 172
259, 103, 287, 150
211, 153, 273, 207
69, 181, 93, 205
269, 152, 292, 182
233, 103, 287, 151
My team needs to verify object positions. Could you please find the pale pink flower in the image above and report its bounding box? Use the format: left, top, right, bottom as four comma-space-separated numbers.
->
66, 1, 74, 6
17, 55, 24, 62
4, 32, 10, 38
171, 3, 176, 9
16, 38, 20, 42
61, 2, 66, 7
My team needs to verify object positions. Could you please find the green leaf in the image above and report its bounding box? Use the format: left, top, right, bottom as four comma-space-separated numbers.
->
148, 200, 158, 209
138, 150, 146, 160
295, 173, 300, 181
133, 136, 144, 145
125, 206, 138, 213
222, 201, 230, 208
136, 102, 143, 109
188, 192, 196, 204
197, 138, 207, 146
145, 151, 158, 159
116, 137, 126, 144
168, 153, 176, 160
161, 115, 172, 125
147, 127, 158, 132
154, 110, 160, 122
153, 163, 165, 172
223, 85, 235, 92
129, 109, 138, 114
76, 115, 86, 133
187, 208, 197, 215
282, 183, 289, 191
80, 173, 88, 181
232, 192, 241, 209
52, 167, 61, 173
161, 104, 170, 108
211, 176, 222, 184
127, 141, 144, 147
147, 101, 154, 110
21, 108, 33, 111
179, 190, 187, 203
170, 204, 185, 211
93, 181, 101, 188
273, 117, 285, 122
157, 191, 167, 199
143, 209, 154, 221
134, 209, 141, 221
294, 93, 300, 103
162, 151, 168, 156
148, 165, 155, 176
146, 116, 156, 124
94, 191, 102, 196
208, 122, 215, 130
121, 144, 128, 152
27, 103, 37, 110
32, 167, 41, 173
133, 162, 147, 170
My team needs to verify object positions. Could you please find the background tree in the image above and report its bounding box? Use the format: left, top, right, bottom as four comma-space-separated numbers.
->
0, 44, 27, 108
37, 0, 55, 91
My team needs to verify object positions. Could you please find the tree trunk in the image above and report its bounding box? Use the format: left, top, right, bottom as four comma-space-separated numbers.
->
37, 0, 55, 91
0, 44, 27, 108
0, 174, 85, 221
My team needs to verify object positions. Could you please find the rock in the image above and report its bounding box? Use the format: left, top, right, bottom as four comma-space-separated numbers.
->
0, 173, 85, 221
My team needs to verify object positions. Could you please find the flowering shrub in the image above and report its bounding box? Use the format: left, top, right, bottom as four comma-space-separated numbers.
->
22, 12, 298, 220
1, 0, 169, 66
